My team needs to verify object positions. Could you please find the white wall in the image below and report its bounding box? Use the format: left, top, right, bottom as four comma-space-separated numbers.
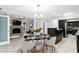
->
46, 20, 58, 28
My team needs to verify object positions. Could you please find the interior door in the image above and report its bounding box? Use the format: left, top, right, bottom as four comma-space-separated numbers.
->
0, 15, 10, 46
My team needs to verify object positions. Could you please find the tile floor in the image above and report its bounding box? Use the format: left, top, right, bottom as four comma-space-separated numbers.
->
55, 34, 77, 53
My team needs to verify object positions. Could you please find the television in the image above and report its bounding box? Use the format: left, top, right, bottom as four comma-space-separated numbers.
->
12, 20, 21, 26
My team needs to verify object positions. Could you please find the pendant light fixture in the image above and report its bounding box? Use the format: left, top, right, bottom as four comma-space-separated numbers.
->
33, 5, 42, 33
37, 5, 40, 20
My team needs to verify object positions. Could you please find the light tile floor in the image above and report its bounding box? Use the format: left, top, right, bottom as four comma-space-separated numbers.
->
0, 34, 77, 53
55, 34, 77, 53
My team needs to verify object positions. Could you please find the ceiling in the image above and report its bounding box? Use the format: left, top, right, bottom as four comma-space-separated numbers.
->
0, 5, 79, 19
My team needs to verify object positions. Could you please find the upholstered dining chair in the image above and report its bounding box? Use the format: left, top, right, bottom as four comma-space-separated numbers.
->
47, 37, 56, 53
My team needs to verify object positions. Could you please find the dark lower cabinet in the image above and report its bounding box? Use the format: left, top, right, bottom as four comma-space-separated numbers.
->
67, 29, 77, 35
55, 30, 63, 44
48, 28, 63, 44
72, 30, 78, 35
77, 36, 79, 53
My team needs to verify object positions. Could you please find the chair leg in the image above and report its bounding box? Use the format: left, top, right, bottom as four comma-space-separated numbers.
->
52, 46, 55, 53
52, 47, 53, 53
33, 46, 36, 53
42, 44, 48, 53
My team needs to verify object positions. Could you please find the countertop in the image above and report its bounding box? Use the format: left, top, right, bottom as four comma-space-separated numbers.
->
68, 27, 79, 30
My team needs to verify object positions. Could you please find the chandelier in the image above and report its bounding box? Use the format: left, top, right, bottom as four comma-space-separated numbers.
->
34, 5, 43, 19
